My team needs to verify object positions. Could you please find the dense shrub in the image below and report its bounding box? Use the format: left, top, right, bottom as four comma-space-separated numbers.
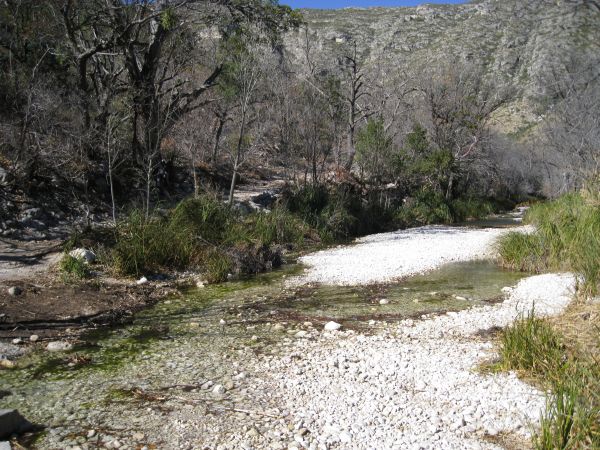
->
450, 197, 497, 221
281, 184, 395, 242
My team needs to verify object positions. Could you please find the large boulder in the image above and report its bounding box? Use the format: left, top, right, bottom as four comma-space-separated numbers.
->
251, 190, 278, 208
0, 409, 34, 439
46, 341, 73, 352
68, 248, 96, 264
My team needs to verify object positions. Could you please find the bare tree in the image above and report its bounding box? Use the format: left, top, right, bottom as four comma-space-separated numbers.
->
224, 40, 265, 204
419, 61, 512, 199
339, 41, 369, 170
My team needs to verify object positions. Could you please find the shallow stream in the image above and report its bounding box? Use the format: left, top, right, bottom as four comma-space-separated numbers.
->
0, 212, 528, 448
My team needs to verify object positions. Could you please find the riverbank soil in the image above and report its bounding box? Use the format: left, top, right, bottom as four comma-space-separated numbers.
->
0, 237, 176, 339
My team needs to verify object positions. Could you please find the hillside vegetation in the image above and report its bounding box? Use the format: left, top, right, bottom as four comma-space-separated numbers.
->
0, 0, 598, 281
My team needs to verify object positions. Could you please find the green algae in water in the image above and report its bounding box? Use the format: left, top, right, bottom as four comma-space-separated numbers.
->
0, 254, 531, 449
269, 261, 528, 321
1, 264, 302, 384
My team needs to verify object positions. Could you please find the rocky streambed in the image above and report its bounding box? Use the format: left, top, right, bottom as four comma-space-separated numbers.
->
0, 212, 576, 449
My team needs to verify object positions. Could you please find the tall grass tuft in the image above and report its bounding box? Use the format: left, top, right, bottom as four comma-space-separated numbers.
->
498, 192, 600, 295
497, 232, 546, 273
245, 208, 309, 247
499, 312, 600, 449
499, 310, 565, 377
108, 195, 309, 281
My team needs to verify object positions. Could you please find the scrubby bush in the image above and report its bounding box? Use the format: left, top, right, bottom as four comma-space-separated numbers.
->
59, 254, 91, 281
246, 208, 309, 247
281, 183, 394, 242
394, 188, 453, 226
450, 197, 497, 221
107, 195, 308, 281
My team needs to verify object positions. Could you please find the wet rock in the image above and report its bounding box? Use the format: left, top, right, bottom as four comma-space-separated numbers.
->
46, 341, 73, 352
212, 384, 226, 395
252, 191, 278, 208
7, 287, 22, 296
201, 381, 214, 390
0, 409, 34, 439
379, 299, 389, 305
0, 360, 16, 369
69, 248, 96, 264
11, 338, 22, 345
0, 343, 24, 360
324, 321, 341, 331
29, 335, 39, 342
132, 432, 145, 441
136, 276, 148, 285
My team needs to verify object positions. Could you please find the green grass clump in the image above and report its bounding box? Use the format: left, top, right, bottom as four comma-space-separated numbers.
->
498, 312, 600, 449
201, 249, 233, 284
395, 189, 503, 227
282, 184, 393, 241
497, 232, 546, 272
499, 311, 565, 377
245, 208, 309, 247
498, 192, 600, 295
107, 194, 309, 281
59, 254, 91, 281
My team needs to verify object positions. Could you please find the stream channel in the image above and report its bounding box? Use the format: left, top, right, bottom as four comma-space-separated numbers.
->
1, 212, 528, 449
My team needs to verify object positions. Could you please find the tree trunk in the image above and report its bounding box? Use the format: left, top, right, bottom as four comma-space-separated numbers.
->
211, 115, 225, 164
445, 172, 455, 201
108, 152, 117, 225
229, 109, 247, 205
345, 128, 356, 170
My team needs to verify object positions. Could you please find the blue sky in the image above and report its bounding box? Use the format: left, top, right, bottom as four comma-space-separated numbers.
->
282, 0, 467, 9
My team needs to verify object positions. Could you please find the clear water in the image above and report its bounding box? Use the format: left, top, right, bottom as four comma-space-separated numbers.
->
0, 218, 529, 448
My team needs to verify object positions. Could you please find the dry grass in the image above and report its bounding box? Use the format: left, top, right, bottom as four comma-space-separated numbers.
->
549, 300, 600, 364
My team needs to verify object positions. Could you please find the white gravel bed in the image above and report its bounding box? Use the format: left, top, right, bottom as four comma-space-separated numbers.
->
255, 273, 576, 450
294, 225, 534, 286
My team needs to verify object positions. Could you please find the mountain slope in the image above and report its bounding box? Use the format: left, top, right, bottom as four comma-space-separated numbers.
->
284, 0, 600, 131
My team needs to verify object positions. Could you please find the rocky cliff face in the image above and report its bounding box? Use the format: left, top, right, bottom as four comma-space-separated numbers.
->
284, 0, 600, 133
